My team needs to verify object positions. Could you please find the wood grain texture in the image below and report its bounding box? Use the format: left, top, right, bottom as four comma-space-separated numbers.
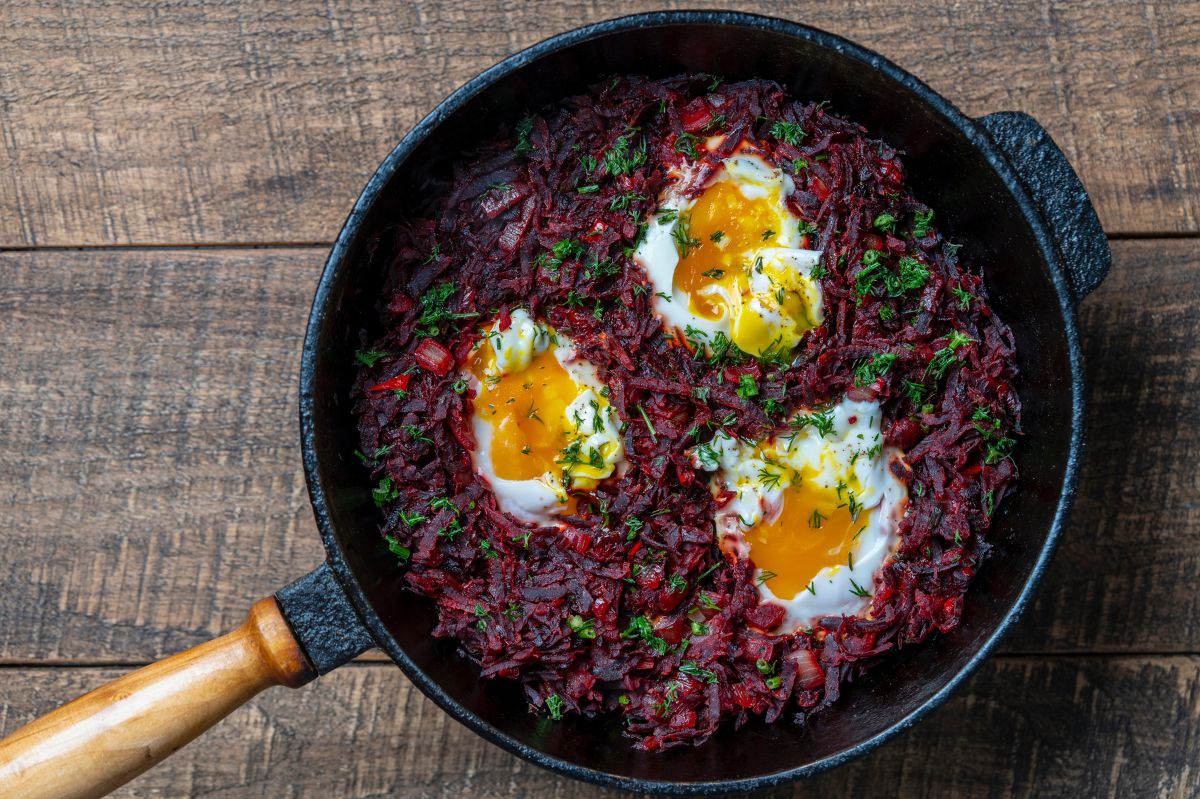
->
0, 656, 1195, 799
1, 0, 1197, 248
0, 247, 326, 663
0, 239, 1195, 663
1004, 236, 1200, 653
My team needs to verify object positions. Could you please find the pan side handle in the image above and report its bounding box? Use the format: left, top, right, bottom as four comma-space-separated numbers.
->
0, 598, 316, 799
977, 111, 1112, 304
274, 561, 377, 676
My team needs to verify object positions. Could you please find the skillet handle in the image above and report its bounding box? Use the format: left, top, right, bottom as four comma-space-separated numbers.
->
0, 598, 315, 799
275, 561, 377, 676
977, 111, 1112, 303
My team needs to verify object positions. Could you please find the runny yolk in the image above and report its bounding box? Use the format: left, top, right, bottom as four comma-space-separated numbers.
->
747, 481, 862, 600
468, 344, 580, 482
673, 180, 783, 319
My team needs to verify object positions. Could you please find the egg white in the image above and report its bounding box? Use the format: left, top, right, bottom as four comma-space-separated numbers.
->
697, 396, 908, 631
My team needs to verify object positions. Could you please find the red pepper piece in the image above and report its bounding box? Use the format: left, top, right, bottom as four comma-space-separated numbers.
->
415, 338, 454, 376
678, 97, 713, 132
793, 648, 826, 690
368, 373, 411, 392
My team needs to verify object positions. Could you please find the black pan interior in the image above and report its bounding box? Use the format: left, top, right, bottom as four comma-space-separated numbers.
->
303, 17, 1074, 788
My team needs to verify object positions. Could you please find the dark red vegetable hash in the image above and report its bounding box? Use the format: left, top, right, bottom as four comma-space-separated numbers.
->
353, 74, 1019, 750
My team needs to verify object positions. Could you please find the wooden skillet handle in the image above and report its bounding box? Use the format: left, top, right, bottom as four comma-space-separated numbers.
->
0, 597, 315, 799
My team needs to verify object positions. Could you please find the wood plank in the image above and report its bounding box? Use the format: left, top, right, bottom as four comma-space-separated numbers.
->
0, 248, 327, 662
0, 240, 1195, 663
0, 0, 1197, 247
1004, 236, 1200, 652
0, 656, 1195, 798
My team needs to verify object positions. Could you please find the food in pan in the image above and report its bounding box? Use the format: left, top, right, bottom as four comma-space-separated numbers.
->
464, 309, 626, 524
353, 74, 1020, 750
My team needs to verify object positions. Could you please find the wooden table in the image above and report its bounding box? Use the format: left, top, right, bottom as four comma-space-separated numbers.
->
1, 2, 1196, 796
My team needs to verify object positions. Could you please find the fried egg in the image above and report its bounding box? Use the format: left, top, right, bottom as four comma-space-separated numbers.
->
695, 395, 908, 632
465, 309, 624, 525
635, 152, 824, 359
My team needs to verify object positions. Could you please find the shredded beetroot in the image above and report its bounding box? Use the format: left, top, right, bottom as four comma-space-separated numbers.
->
353, 75, 1020, 750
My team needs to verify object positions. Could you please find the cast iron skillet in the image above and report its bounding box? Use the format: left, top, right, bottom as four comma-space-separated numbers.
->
0, 11, 1109, 798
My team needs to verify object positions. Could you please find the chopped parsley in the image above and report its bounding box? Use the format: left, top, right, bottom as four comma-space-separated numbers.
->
415, 281, 478, 338
567, 614, 597, 639
897, 256, 931, 290
680, 660, 718, 684
756, 570, 777, 586
792, 409, 835, 438
383, 534, 410, 563
636, 403, 657, 441
545, 693, 565, 720
671, 212, 701, 259
621, 614, 669, 655
354, 349, 390, 368
624, 516, 644, 541
603, 134, 648, 176
926, 331, 976, 380
397, 507, 426, 527
769, 120, 806, 145
854, 353, 898, 386
430, 496, 459, 515
873, 212, 897, 233
371, 477, 400, 508
674, 131, 701, 159
913, 209, 935, 237
514, 115, 535, 156
402, 424, 432, 445
973, 405, 1016, 464
538, 238, 586, 274
901, 379, 927, 403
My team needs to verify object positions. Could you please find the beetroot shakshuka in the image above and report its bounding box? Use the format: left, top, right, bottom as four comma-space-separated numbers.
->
352, 75, 1019, 750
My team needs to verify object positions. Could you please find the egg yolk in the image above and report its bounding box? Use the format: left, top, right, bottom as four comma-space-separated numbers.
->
671, 178, 820, 356
748, 481, 863, 600
468, 344, 579, 481
674, 180, 781, 319
467, 333, 622, 515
